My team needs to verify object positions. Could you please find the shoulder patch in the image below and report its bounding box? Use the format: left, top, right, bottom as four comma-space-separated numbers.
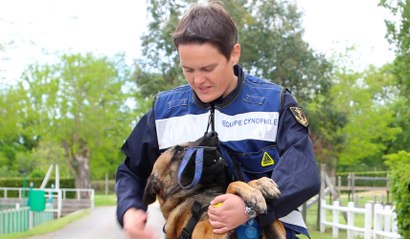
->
289, 106, 309, 127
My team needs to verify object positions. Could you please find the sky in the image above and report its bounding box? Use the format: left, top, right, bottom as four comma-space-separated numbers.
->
0, 0, 396, 87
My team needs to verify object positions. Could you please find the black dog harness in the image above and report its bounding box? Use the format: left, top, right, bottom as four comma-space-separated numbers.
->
179, 201, 209, 239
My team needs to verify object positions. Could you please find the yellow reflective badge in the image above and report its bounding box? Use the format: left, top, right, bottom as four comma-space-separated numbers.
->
261, 152, 274, 167
289, 106, 309, 127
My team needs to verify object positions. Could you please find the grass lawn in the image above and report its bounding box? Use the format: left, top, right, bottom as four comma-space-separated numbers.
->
94, 193, 117, 206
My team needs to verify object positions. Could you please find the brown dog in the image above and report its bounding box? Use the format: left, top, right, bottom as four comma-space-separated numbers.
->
143, 133, 286, 239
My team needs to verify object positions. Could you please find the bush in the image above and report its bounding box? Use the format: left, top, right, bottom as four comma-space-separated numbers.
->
90, 180, 116, 194
384, 150, 410, 238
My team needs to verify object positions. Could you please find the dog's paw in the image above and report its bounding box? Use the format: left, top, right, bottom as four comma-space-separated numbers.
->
226, 181, 267, 214
248, 177, 281, 199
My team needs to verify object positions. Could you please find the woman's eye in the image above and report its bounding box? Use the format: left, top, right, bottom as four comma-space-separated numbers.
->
203, 67, 214, 72
183, 68, 194, 73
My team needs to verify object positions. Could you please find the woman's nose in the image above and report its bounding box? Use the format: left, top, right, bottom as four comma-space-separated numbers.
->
192, 74, 206, 85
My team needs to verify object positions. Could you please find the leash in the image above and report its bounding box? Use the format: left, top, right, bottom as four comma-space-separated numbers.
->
177, 147, 205, 189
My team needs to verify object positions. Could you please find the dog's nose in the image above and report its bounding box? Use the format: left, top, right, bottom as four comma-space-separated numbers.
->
202, 131, 218, 146
206, 131, 218, 139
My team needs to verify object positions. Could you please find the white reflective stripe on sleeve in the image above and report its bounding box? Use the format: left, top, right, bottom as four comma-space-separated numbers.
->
155, 110, 279, 150
156, 113, 209, 149
214, 111, 278, 143
279, 210, 307, 229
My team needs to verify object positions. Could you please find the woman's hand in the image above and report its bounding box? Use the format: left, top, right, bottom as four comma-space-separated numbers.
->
207, 193, 248, 234
123, 208, 157, 239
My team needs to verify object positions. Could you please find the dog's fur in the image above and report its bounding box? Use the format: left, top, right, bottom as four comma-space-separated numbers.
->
143, 133, 286, 239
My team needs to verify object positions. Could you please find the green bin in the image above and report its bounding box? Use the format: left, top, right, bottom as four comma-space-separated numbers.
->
29, 189, 46, 211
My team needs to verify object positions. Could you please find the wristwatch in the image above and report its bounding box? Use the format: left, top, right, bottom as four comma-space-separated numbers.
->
245, 205, 257, 219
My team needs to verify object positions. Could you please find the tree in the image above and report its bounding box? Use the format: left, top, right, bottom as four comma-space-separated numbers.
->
137, 0, 333, 105
384, 150, 410, 238
380, 0, 410, 155
330, 65, 401, 169
0, 84, 40, 176
380, 0, 410, 92
19, 53, 138, 188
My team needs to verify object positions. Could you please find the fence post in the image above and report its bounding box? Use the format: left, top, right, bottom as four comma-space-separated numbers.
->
392, 211, 399, 238
29, 210, 33, 229
57, 189, 62, 218
332, 201, 339, 238
347, 202, 354, 239
364, 203, 372, 239
374, 203, 382, 239
105, 173, 109, 195
317, 164, 326, 230
320, 199, 326, 232
385, 205, 392, 233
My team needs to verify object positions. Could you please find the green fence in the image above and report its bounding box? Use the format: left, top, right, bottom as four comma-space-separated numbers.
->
0, 204, 54, 235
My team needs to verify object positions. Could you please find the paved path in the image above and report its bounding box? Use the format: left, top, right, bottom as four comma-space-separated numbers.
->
27, 204, 165, 239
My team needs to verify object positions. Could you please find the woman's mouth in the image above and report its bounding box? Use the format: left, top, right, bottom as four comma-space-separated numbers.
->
198, 86, 212, 94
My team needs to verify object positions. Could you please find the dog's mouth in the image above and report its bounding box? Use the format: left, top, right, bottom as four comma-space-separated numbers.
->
194, 131, 219, 148
177, 132, 227, 190
143, 131, 228, 206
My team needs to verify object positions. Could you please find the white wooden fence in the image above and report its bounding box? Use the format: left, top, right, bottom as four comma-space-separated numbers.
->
320, 200, 401, 239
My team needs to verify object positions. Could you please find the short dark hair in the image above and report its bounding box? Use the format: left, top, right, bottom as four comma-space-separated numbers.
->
172, 1, 238, 60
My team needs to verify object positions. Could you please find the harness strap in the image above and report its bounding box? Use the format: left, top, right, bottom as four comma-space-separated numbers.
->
179, 201, 208, 239
178, 147, 204, 189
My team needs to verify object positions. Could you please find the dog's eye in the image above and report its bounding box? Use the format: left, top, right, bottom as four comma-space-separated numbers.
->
173, 145, 187, 154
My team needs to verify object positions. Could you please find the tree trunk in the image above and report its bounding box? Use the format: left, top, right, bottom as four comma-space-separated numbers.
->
74, 145, 90, 198
62, 140, 91, 198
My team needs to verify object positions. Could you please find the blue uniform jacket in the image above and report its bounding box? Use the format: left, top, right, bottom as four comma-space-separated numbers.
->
115, 65, 320, 235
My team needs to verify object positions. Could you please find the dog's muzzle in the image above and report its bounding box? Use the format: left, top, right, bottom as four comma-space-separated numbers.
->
177, 146, 225, 189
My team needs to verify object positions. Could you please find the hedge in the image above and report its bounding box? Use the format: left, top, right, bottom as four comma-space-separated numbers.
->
0, 178, 75, 197
0, 178, 116, 195
384, 151, 410, 238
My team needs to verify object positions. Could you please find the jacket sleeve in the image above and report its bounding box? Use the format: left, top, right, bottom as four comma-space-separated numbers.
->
259, 89, 320, 226
115, 107, 160, 227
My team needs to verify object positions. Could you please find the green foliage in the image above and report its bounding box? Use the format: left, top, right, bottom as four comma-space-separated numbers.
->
90, 180, 116, 194
380, 0, 410, 172
0, 87, 39, 175
306, 93, 347, 166
330, 65, 401, 166
17, 53, 140, 187
0, 52, 147, 190
384, 150, 410, 238
0, 177, 75, 197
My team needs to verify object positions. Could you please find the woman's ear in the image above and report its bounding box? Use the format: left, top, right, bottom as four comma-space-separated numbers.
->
230, 43, 241, 65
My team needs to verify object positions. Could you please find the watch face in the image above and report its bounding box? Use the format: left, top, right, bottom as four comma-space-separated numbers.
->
246, 207, 257, 219
248, 210, 256, 218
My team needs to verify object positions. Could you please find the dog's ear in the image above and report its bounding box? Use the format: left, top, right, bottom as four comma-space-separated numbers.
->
143, 176, 157, 206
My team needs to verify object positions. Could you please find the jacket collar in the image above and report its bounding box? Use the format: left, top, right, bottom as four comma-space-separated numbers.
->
193, 65, 244, 109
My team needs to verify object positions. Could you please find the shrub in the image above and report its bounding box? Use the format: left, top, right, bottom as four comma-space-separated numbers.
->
384, 150, 410, 238
0, 178, 75, 197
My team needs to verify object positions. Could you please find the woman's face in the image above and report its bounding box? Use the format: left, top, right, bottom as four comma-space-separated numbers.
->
178, 43, 240, 103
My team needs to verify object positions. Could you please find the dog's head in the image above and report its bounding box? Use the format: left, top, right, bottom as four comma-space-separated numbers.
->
143, 132, 227, 206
